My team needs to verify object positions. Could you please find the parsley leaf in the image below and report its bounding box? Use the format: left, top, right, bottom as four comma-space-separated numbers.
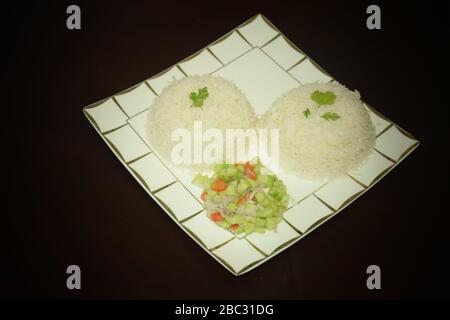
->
321, 112, 341, 121
311, 90, 336, 106
189, 87, 209, 107
303, 108, 311, 118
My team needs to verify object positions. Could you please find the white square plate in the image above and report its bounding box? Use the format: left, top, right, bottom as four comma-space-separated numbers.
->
83, 14, 419, 275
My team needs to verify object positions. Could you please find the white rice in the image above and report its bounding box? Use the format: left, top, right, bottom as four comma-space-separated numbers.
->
259, 82, 376, 181
145, 75, 257, 171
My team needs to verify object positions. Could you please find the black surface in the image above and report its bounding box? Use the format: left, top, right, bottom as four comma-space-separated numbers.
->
3, 0, 449, 299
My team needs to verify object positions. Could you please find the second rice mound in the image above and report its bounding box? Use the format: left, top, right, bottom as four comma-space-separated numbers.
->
259, 82, 376, 181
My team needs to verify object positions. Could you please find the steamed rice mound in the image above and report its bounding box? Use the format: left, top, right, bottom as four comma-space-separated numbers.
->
259, 82, 376, 181
146, 75, 257, 171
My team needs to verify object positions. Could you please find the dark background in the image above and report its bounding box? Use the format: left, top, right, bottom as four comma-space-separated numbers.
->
3, 0, 449, 299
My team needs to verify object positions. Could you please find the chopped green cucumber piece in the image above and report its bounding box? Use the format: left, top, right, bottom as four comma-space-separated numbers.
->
229, 215, 243, 224
244, 202, 258, 215
258, 175, 276, 187
257, 207, 273, 218
192, 174, 208, 187
224, 215, 233, 224
260, 198, 271, 207
237, 179, 250, 193
244, 223, 255, 235
236, 215, 248, 224
273, 208, 283, 217
225, 185, 237, 195
225, 167, 238, 176
247, 178, 257, 187
254, 192, 265, 203
252, 217, 266, 228
216, 221, 229, 229
229, 180, 238, 188
227, 202, 237, 213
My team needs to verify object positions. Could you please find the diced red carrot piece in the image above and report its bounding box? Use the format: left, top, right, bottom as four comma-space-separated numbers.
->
237, 193, 251, 205
245, 166, 257, 180
211, 179, 227, 192
210, 212, 223, 222
230, 224, 239, 231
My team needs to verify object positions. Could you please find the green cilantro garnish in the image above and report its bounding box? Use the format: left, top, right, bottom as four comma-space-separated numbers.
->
321, 112, 341, 121
311, 90, 336, 106
303, 108, 311, 118
189, 87, 209, 107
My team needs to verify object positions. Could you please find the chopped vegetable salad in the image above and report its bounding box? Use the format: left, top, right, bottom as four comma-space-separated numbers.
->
192, 160, 288, 235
